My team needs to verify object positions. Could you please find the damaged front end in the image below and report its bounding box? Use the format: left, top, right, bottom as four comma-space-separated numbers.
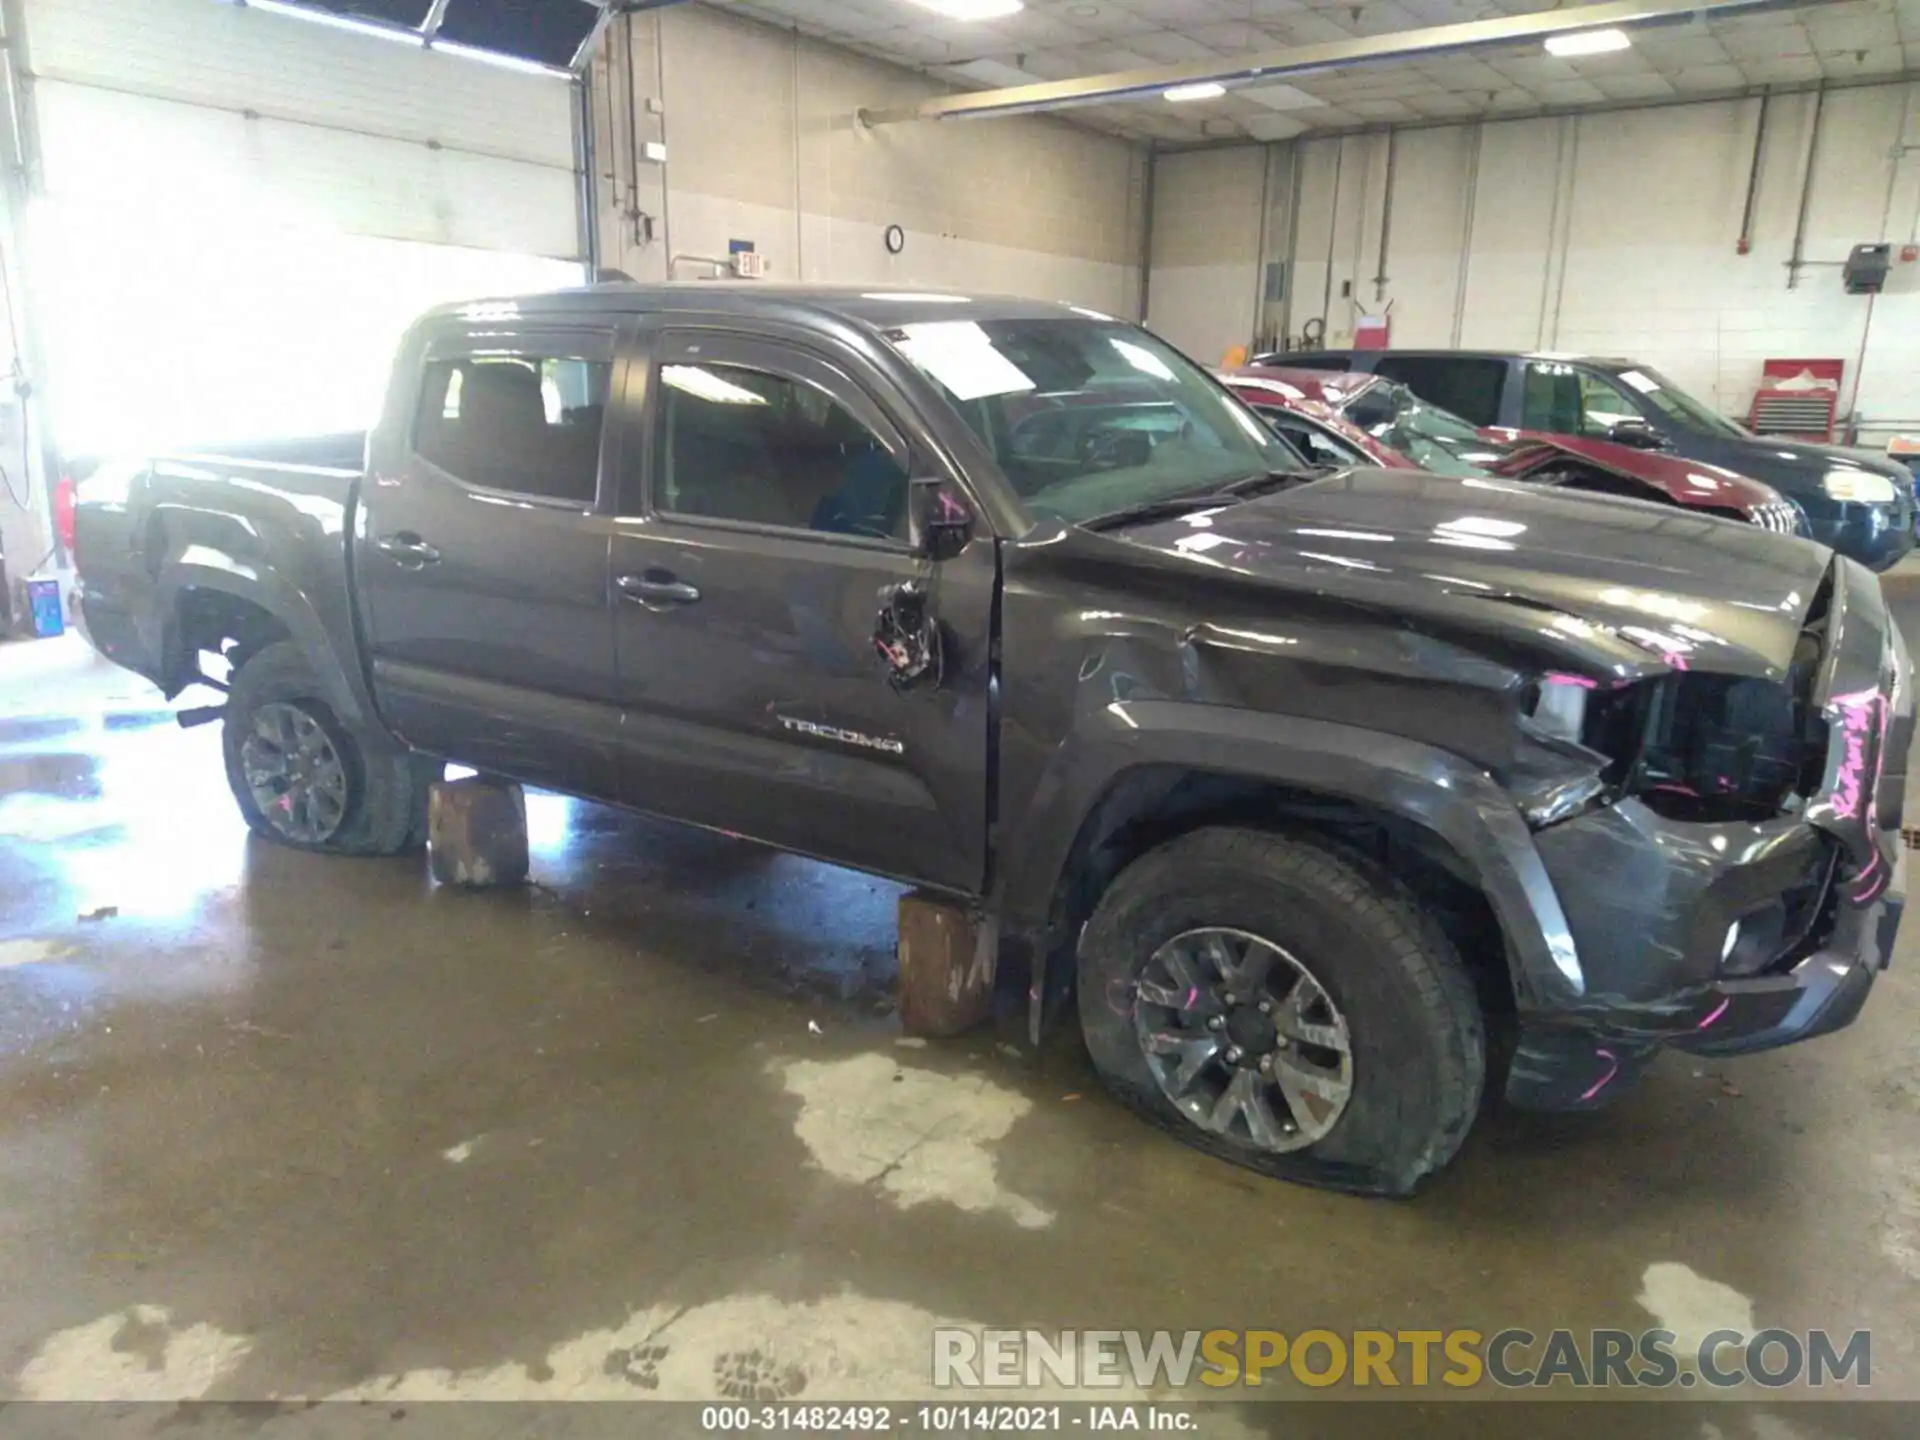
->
1500, 557, 1913, 1109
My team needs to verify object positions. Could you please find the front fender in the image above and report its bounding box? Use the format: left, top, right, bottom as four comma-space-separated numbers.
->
995, 700, 1584, 1022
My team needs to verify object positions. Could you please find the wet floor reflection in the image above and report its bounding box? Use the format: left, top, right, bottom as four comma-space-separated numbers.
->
2, 598, 1920, 1409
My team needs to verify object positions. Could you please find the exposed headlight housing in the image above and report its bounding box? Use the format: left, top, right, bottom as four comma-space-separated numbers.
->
1511, 676, 1608, 827
1822, 469, 1899, 504
1527, 676, 1590, 743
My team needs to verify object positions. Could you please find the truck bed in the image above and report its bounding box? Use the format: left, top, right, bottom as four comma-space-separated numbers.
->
72, 435, 368, 708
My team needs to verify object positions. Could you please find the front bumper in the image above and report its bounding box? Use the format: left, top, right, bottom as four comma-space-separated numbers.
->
1505, 558, 1913, 1110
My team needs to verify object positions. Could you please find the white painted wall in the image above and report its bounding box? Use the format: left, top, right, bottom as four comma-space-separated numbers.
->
0, 262, 49, 598
1144, 148, 1265, 362
1149, 79, 1920, 442
589, 4, 1146, 318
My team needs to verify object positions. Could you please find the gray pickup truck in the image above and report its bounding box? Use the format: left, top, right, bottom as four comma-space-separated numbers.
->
73, 284, 1912, 1196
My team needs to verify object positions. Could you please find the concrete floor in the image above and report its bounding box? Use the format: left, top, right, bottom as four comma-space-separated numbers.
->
2, 584, 1919, 1436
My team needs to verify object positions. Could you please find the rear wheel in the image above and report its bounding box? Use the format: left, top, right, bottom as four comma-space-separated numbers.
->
222, 641, 431, 856
1077, 827, 1486, 1196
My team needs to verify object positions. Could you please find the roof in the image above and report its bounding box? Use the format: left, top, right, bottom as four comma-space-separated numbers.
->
1269, 348, 1642, 369
419, 282, 1105, 334
1225, 365, 1380, 408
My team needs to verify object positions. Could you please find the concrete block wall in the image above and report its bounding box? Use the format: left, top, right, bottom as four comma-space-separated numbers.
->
591, 4, 1147, 318
1149, 78, 1920, 441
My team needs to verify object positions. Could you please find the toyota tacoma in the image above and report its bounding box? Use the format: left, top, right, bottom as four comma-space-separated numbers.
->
72, 286, 1912, 1195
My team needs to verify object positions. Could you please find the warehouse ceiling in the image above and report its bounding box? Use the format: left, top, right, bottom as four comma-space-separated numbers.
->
716, 0, 1917, 140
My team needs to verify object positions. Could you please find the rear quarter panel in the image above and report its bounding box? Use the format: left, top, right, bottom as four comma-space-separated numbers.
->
76, 449, 376, 727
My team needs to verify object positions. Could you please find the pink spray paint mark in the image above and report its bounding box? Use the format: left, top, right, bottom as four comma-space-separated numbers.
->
1824, 689, 1897, 903
1695, 997, 1731, 1031
1579, 1048, 1621, 1103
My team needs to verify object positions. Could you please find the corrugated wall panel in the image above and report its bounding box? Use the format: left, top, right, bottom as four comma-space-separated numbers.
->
29, 0, 579, 257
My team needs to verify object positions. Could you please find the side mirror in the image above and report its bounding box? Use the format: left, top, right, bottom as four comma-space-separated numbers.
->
1607, 420, 1668, 451
909, 476, 973, 561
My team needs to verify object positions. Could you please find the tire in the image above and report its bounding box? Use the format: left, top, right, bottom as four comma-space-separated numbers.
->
221, 641, 431, 856
1077, 826, 1485, 1197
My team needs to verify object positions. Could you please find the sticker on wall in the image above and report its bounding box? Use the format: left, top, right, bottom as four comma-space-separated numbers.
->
885, 225, 906, 255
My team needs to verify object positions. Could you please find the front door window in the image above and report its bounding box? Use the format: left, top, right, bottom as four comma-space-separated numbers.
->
1521, 363, 1641, 439
655, 362, 909, 541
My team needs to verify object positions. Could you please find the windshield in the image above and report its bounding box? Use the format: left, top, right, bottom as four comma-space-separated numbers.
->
882, 318, 1299, 525
1608, 365, 1749, 439
1340, 381, 1491, 478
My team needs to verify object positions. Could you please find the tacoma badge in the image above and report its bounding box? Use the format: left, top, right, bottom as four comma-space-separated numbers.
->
776, 716, 906, 755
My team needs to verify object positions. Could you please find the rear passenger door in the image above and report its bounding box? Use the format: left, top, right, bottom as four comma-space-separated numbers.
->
357, 320, 626, 798
1371, 355, 1511, 428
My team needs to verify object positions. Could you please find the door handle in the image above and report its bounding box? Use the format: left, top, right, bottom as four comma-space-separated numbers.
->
376, 533, 442, 567
617, 571, 701, 608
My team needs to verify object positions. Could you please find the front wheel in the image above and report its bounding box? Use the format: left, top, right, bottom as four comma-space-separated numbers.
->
221, 641, 431, 856
1077, 827, 1486, 1197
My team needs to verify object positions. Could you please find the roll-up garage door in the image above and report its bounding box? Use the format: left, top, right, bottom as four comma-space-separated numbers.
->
30, 0, 582, 257
23, 0, 589, 457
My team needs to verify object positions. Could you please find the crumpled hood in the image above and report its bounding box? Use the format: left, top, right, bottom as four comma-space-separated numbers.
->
1121, 468, 1831, 683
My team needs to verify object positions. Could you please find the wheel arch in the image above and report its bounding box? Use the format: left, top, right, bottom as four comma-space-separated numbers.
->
994, 703, 1584, 1039
156, 563, 373, 727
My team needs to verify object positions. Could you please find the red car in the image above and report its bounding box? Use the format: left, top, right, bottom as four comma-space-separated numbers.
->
1221, 366, 1808, 537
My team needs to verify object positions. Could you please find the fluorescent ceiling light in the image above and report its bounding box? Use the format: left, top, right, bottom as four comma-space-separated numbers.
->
1165, 82, 1227, 102
1544, 28, 1632, 57
908, 0, 1024, 19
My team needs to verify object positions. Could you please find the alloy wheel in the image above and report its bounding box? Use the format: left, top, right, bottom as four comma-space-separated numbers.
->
239, 701, 350, 845
1132, 926, 1354, 1153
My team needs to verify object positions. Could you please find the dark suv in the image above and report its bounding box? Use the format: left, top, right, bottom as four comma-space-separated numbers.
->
1257, 348, 1915, 571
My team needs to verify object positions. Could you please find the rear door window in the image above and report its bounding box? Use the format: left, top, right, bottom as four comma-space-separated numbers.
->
415, 351, 611, 505
1371, 356, 1507, 427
